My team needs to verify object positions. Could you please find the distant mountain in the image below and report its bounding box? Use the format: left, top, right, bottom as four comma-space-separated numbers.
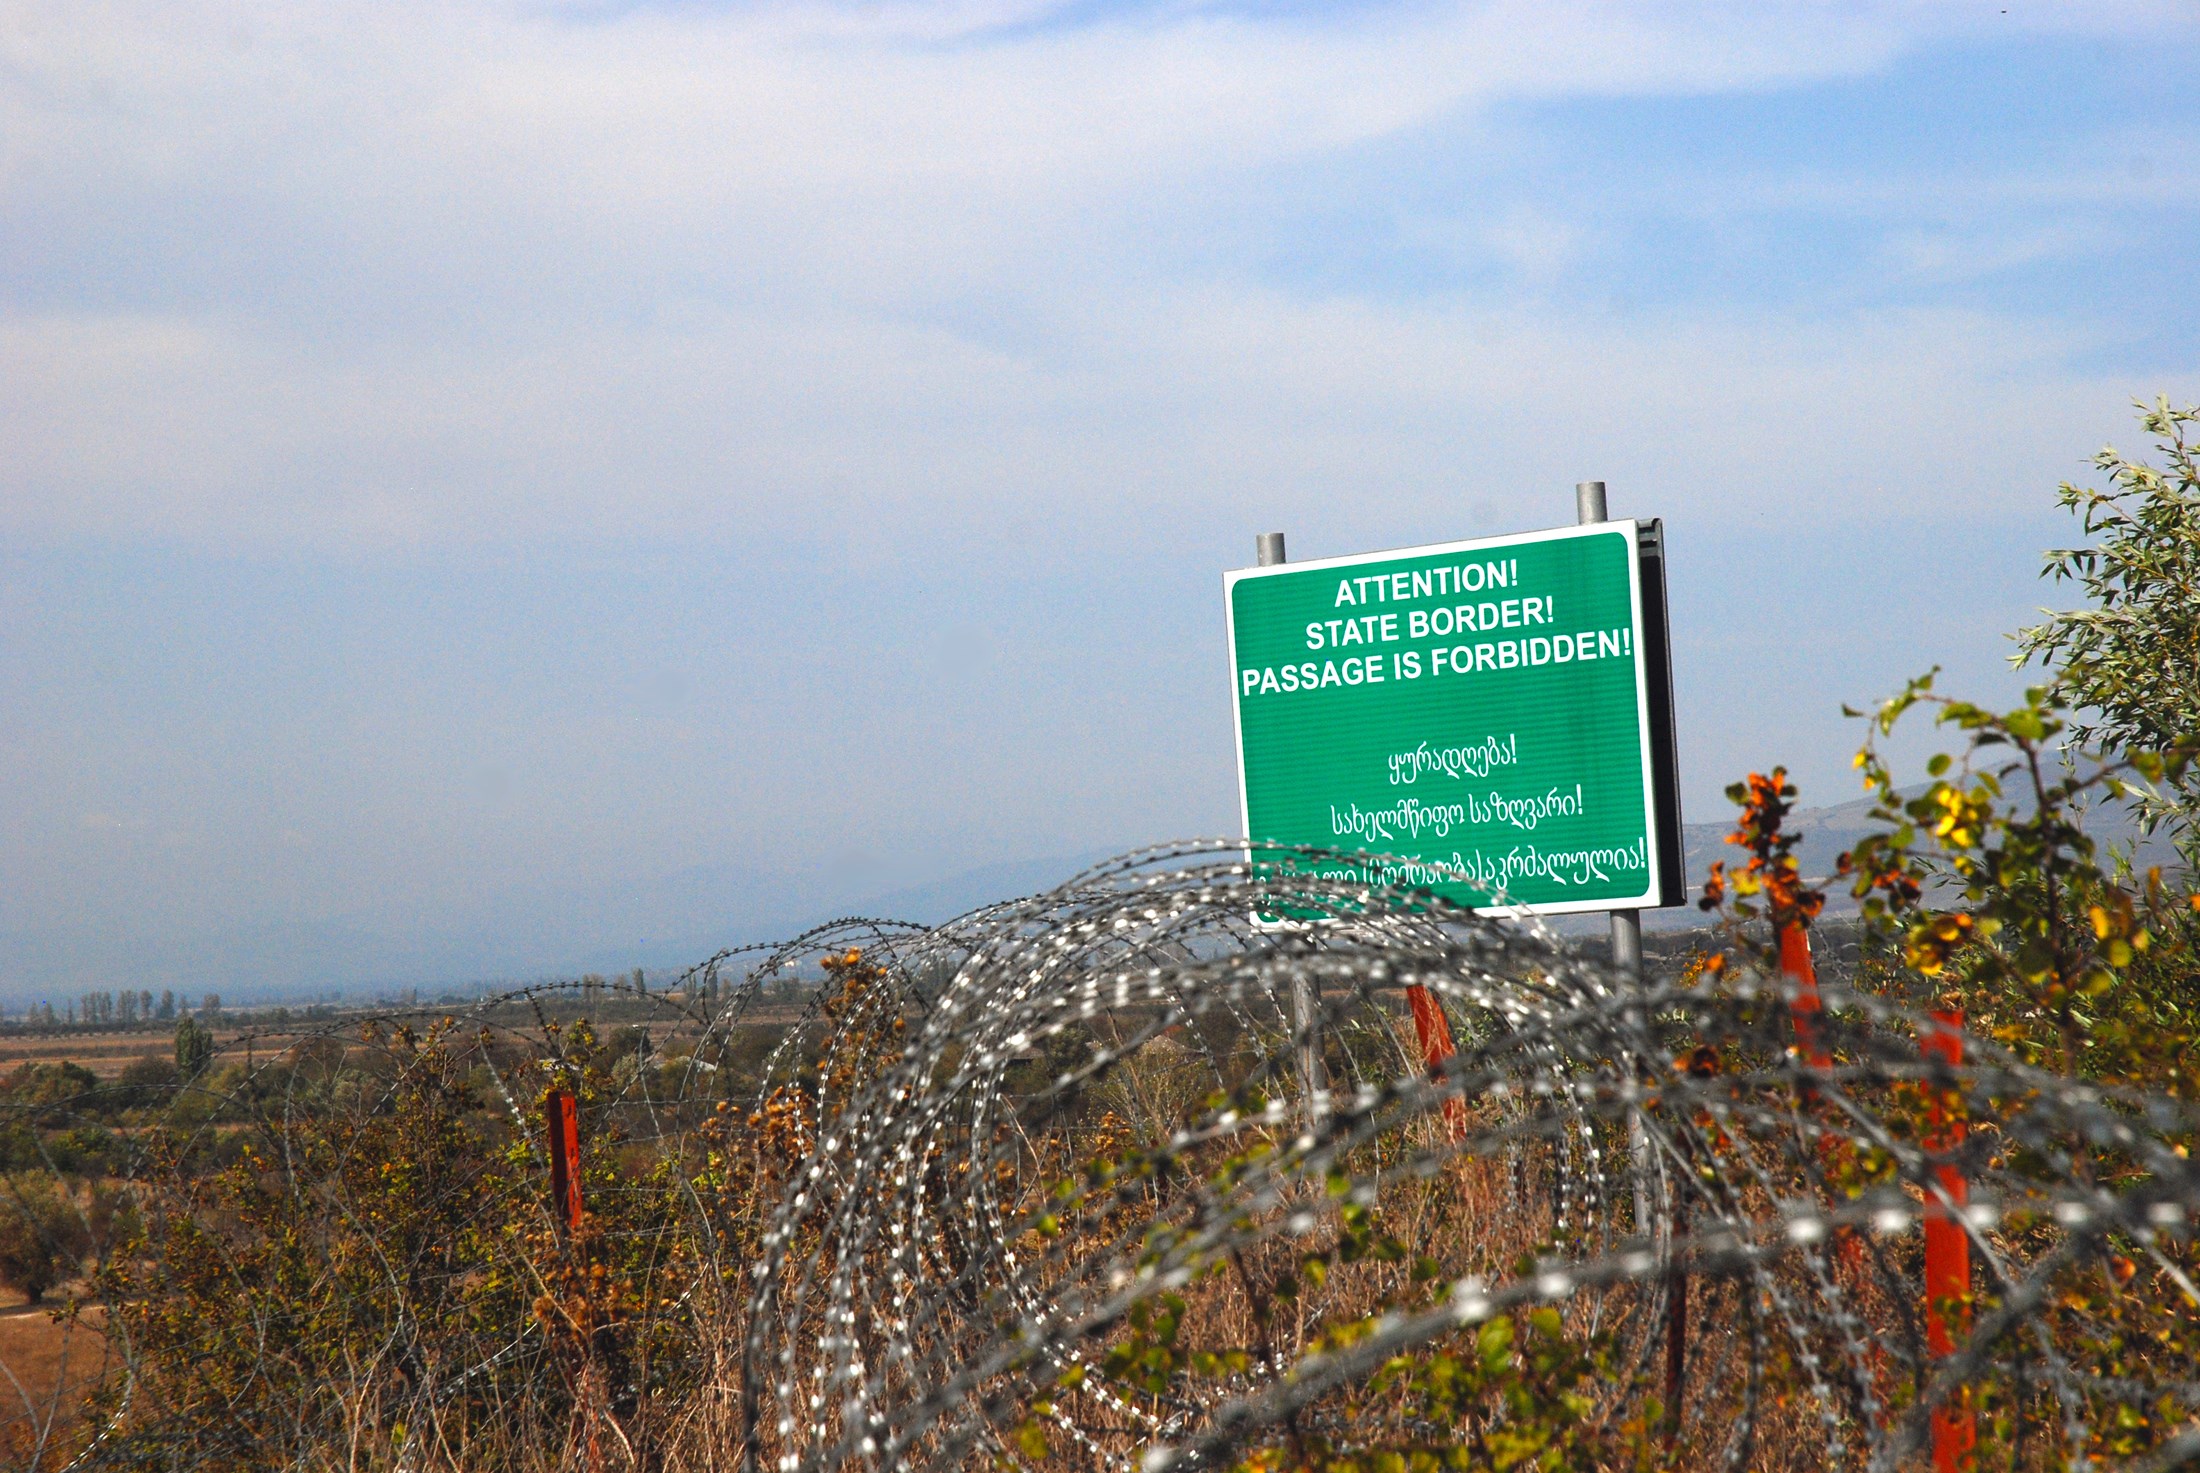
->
0, 850, 1122, 1007
3, 791, 2180, 1007
1680, 794, 1881, 889
842, 851, 1119, 926
1667, 790, 2176, 928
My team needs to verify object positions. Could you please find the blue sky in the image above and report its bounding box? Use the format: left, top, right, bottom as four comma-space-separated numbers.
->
2, 1, 2196, 1000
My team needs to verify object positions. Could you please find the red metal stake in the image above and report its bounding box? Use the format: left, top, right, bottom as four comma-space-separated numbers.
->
1921, 1011, 1974, 1472
543, 1088, 605, 1473
1779, 922, 1829, 1070
1405, 984, 1468, 1138
1782, 921, 1870, 1296
546, 1088, 583, 1233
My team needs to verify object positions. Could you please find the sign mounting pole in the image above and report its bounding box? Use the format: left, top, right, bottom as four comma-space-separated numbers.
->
1578, 479, 1655, 1236
1574, 481, 1645, 978
1257, 529, 1328, 1118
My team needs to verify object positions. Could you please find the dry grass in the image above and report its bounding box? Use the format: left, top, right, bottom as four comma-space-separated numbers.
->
0, 1030, 291, 1079
0, 1296, 110, 1464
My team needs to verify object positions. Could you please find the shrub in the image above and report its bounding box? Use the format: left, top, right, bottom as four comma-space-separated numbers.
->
1, 1062, 101, 1125
0, 1178, 76, 1304
2017, 396, 2200, 856
116, 1051, 178, 1106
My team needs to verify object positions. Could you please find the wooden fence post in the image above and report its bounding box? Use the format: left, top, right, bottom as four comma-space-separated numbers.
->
1922, 1011, 1975, 1472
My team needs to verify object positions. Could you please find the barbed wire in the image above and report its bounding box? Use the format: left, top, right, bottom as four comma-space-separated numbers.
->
0, 841, 2195, 1470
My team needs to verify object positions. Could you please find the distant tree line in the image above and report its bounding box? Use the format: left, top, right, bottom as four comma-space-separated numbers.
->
0, 990, 221, 1034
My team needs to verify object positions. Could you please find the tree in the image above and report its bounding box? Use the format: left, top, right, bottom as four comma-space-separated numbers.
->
156, 990, 175, 1021
0, 1195, 62, 1301
0, 1181, 70, 1303
2016, 396, 2200, 854
174, 1015, 215, 1080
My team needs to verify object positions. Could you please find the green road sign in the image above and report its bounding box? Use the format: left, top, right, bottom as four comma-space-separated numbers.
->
1225, 521, 1683, 916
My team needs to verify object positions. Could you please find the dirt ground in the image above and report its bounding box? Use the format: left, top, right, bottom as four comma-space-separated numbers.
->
0, 992, 810, 1082
0, 1029, 295, 1078
0, 1295, 110, 1456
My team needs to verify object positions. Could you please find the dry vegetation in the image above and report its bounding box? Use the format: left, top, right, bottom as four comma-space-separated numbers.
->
1, 832, 2197, 1473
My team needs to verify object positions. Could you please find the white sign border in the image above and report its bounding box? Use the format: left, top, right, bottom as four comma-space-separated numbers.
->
1223, 520, 1664, 918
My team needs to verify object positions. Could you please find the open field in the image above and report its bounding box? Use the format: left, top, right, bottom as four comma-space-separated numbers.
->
0, 1030, 264, 1079
0, 1299, 108, 1459
0, 994, 827, 1081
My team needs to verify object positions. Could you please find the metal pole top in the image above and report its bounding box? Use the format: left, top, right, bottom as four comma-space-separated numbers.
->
1576, 481, 1609, 525
1255, 531, 1287, 566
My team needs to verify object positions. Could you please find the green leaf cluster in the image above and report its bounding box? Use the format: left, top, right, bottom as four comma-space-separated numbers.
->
2016, 397, 2200, 859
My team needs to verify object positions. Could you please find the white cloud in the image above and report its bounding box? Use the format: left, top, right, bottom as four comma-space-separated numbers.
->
1, 0, 2184, 549
3, 280, 2180, 555
1881, 219, 2123, 284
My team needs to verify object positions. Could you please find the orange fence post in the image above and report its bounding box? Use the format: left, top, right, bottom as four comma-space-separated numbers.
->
1921, 1011, 1974, 1472
1405, 984, 1468, 1137
1781, 919, 1873, 1302
546, 1088, 583, 1233
1778, 922, 1829, 1069
545, 1088, 602, 1468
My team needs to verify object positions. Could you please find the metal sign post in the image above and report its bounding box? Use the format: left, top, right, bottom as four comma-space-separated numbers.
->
1577, 481, 1646, 971
1257, 530, 1329, 1118
1577, 481, 1658, 1236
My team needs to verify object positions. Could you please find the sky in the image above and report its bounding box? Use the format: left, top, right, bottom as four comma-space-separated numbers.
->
2, 0, 2196, 1001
